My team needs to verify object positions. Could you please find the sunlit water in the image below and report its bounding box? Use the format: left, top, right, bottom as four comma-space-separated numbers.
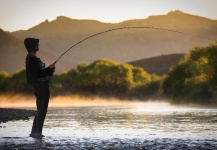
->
1, 102, 217, 149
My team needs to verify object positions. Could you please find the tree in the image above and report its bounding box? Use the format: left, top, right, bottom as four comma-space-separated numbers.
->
6, 69, 32, 93
162, 41, 217, 104
0, 71, 10, 92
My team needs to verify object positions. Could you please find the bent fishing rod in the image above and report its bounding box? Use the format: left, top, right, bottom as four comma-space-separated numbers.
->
53, 26, 206, 64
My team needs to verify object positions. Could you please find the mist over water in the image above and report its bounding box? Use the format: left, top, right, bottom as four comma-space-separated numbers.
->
1, 96, 217, 149
0, 94, 169, 108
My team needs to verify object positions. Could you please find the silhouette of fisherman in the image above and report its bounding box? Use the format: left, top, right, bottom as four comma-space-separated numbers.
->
24, 38, 55, 138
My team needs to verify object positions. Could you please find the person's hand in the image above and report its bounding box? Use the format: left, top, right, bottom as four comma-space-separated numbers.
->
48, 63, 55, 72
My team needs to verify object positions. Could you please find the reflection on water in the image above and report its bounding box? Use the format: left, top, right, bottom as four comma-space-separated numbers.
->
1, 102, 217, 149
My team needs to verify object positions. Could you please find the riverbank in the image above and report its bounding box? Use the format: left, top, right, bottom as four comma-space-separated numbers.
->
0, 108, 36, 124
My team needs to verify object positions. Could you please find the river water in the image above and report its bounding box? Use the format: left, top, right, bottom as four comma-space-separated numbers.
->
1, 102, 217, 149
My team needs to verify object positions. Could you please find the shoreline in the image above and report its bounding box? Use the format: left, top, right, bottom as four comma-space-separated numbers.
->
0, 108, 36, 124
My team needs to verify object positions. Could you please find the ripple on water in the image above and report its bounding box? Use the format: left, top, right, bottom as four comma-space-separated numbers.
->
1, 137, 217, 150
1, 106, 217, 149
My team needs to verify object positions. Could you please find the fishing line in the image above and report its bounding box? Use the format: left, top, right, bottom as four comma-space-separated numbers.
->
53, 26, 209, 64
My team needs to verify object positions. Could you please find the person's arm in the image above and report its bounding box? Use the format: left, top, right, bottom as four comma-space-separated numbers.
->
47, 63, 55, 76
28, 58, 54, 78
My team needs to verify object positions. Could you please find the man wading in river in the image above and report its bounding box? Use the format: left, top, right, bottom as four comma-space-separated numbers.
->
24, 38, 55, 138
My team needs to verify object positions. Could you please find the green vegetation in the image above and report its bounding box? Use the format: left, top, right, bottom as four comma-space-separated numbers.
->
0, 69, 32, 94
0, 58, 161, 99
1, 41, 217, 105
50, 58, 159, 99
162, 41, 217, 104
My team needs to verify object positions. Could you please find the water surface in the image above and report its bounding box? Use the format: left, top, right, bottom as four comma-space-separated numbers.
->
1, 102, 217, 149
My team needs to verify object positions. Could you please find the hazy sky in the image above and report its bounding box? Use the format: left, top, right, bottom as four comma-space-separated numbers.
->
0, 0, 216, 32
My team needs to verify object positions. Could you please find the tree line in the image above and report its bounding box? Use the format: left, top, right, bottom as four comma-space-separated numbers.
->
0, 40, 216, 104
0, 58, 162, 99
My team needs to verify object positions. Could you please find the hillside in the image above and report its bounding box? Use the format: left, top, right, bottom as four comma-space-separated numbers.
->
1, 10, 217, 74
128, 53, 185, 75
0, 29, 25, 73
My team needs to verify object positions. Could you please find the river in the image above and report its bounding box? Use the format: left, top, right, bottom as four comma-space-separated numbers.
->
0, 102, 217, 149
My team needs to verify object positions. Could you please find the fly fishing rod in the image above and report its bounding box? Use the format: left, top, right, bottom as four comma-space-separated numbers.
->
53, 26, 206, 64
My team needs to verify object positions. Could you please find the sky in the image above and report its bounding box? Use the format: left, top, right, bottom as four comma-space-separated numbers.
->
0, 0, 217, 32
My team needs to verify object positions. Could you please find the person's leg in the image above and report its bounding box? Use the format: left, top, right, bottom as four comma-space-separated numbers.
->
36, 83, 50, 134
30, 90, 39, 135
31, 83, 50, 136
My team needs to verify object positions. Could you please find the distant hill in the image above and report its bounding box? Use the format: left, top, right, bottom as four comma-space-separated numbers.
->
1, 10, 217, 74
0, 29, 25, 73
128, 53, 185, 75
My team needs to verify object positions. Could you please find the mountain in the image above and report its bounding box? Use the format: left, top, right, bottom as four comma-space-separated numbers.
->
0, 29, 25, 73
128, 53, 185, 75
1, 10, 217, 74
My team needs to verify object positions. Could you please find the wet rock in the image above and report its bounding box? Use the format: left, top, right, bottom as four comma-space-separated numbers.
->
0, 108, 36, 124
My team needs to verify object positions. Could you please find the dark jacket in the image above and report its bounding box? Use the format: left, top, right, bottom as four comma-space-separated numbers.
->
25, 54, 54, 85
